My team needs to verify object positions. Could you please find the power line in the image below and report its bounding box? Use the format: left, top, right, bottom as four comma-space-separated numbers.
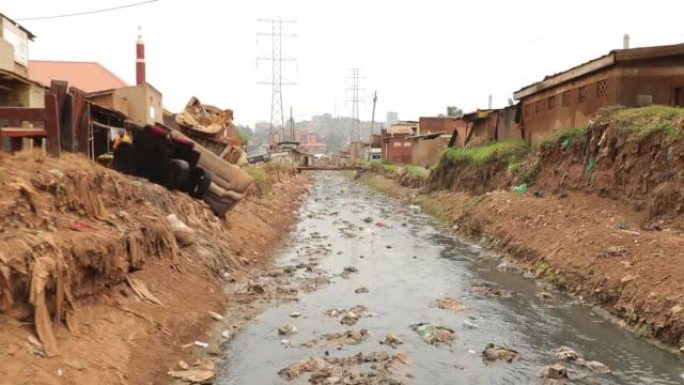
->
346, 68, 366, 142
16, 0, 160, 21
256, 18, 297, 147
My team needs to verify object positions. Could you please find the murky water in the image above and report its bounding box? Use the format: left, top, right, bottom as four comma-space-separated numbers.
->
217, 173, 684, 384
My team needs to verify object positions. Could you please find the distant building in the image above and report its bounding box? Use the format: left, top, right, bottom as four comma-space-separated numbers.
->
514, 42, 684, 144
386, 111, 399, 128
299, 131, 327, 154
380, 121, 418, 164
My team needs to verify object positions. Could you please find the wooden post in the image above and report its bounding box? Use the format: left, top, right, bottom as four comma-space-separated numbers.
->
44, 93, 61, 157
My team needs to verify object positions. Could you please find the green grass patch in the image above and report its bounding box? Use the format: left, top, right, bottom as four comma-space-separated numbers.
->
539, 127, 587, 151
245, 166, 270, 198
442, 139, 530, 167
597, 105, 684, 140
405, 165, 429, 180
382, 163, 398, 173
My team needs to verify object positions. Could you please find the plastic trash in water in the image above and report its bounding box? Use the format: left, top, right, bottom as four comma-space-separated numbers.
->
462, 320, 480, 329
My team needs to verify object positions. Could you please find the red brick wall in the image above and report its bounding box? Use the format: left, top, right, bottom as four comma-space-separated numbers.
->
419, 117, 466, 135
381, 134, 413, 164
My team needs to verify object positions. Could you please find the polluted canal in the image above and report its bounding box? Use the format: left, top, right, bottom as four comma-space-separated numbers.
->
217, 172, 684, 385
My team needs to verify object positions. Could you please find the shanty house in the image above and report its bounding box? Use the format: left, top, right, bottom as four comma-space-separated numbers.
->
380, 121, 418, 164
410, 117, 466, 167
514, 42, 684, 144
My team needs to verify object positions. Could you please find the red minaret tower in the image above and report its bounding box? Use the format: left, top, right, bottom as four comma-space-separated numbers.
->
136, 26, 145, 85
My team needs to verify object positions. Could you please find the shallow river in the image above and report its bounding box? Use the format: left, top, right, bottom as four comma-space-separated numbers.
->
218, 173, 684, 384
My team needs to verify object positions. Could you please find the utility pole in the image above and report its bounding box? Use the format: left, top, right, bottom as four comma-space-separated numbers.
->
289, 106, 295, 141
346, 68, 365, 142
257, 18, 297, 147
370, 91, 377, 141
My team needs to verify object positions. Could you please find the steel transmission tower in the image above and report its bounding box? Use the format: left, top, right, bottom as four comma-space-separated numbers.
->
346, 68, 365, 141
257, 18, 297, 146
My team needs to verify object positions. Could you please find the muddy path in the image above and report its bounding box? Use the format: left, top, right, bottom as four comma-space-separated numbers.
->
216, 172, 684, 384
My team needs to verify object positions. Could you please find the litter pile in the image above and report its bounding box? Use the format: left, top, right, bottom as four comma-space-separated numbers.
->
278, 351, 409, 384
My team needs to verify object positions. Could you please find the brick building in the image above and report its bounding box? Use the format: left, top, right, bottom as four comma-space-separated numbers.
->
411, 117, 466, 167
380, 121, 418, 164
514, 42, 684, 144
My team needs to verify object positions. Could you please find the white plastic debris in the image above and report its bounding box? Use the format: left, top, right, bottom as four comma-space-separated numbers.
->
166, 214, 196, 245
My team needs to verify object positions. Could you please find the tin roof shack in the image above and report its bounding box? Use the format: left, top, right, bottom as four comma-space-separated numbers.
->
496, 104, 523, 141
410, 117, 466, 168
460, 110, 497, 147
409, 133, 449, 168
514, 42, 684, 144
380, 121, 418, 164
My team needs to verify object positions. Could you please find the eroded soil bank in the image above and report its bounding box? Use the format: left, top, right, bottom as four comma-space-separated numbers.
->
0, 151, 309, 385
356, 170, 684, 353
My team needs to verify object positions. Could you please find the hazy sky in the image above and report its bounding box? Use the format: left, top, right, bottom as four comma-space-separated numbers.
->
3, 0, 684, 126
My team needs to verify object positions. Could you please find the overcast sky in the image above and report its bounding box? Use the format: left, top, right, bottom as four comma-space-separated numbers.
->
3, 0, 684, 126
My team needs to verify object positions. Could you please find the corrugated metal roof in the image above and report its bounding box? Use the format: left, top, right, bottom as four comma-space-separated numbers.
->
513, 42, 684, 99
28, 60, 128, 93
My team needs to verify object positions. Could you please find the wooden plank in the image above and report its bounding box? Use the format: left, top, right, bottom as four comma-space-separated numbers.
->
70, 88, 89, 155
0, 107, 47, 122
44, 94, 61, 157
0, 127, 48, 137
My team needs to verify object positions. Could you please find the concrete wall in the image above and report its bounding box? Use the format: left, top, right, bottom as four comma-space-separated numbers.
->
0, 17, 29, 77
113, 83, 163, 125
0, 39, 14, 72
411, 136, 449, 168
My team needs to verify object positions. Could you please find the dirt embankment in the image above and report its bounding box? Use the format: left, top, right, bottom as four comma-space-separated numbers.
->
0, 151, 308, 385
357, 106, 684, 351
